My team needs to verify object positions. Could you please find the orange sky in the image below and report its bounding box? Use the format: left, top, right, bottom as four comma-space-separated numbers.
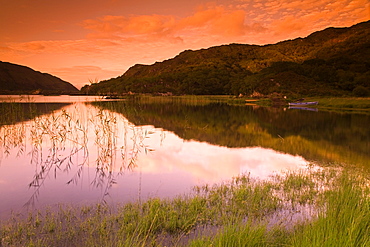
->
1, 0, 369, 89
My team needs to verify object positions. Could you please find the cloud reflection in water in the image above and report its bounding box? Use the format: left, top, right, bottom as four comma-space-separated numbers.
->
138, 134, 309, 183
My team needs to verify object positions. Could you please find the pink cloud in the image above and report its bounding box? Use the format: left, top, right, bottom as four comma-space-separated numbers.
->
127, 15, 176, 34
272, 15, 307, 36
179, 6, 223, 27
210, 9, 248, 36
252, 0, 370, 40
21, 42, 46, 51
82, 5, 257, 40
0, 46, 11, 52
82, 14, 176, 36
80, 0, 368, 46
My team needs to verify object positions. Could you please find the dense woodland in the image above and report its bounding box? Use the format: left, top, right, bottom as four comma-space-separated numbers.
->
82, 20, 370, 97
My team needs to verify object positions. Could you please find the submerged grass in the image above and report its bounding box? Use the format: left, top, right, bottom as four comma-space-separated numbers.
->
0, 168, 369, 246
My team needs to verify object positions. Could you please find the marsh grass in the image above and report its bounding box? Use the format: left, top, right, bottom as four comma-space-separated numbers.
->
1, 168, 368, 246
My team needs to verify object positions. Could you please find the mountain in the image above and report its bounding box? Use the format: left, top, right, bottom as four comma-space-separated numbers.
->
0, 61, 78, 94
82, 21, 370, 97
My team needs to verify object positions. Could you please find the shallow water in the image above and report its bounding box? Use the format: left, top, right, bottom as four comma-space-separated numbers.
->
0, 96, 369, 218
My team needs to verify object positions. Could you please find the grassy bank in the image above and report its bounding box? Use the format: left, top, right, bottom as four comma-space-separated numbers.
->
307, 97, 370, 113
261, 96, 370, 111
1, 168, 369, 246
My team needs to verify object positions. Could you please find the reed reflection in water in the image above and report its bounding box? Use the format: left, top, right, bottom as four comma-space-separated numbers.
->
0, 102, 309, 216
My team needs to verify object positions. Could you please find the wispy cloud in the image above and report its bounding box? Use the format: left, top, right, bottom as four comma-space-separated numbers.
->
81, 1, 368, 45
81, 5, 266, 41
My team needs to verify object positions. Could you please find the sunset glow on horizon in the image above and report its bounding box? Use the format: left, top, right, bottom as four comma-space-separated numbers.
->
1, 0, 369, 89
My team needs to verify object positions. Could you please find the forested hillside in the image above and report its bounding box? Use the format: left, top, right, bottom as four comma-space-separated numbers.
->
82, 20, 370, 97
0, 62, 78, 94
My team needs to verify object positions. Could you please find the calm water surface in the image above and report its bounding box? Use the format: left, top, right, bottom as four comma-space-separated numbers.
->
0, 96, 369, 218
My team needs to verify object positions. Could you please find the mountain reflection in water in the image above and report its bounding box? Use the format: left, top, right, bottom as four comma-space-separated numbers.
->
92, 100, 369, 169
0, 101, 309, 217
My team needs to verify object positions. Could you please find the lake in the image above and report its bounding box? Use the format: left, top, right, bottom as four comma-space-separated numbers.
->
0, 95, 369, 218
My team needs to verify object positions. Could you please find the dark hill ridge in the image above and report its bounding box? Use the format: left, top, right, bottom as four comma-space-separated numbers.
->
82, 20, 370, 97
0, 61, 78, 94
